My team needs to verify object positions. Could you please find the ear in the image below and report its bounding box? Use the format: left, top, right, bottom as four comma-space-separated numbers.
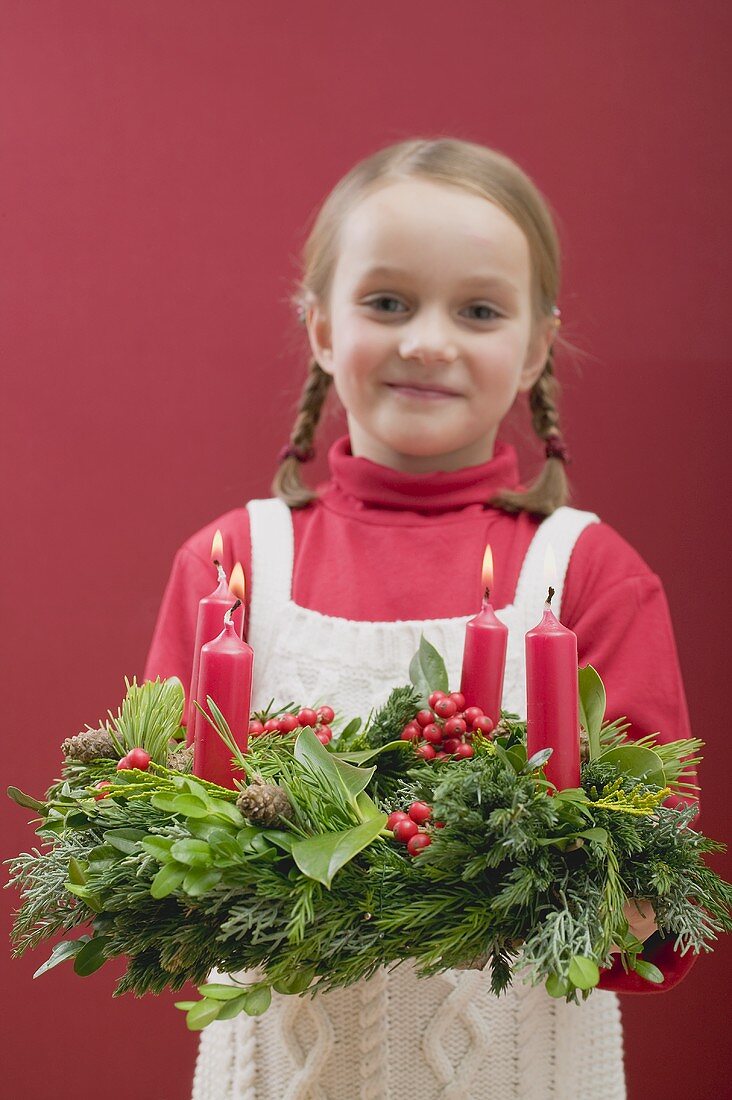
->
305, 305, 334, 375
517, 318, 556, 394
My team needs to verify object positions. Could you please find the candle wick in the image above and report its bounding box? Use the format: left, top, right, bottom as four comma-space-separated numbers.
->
224, 598, 242, 625
214, 560, 227, 584
484, 586, 491, 603
546, 586, 555, 605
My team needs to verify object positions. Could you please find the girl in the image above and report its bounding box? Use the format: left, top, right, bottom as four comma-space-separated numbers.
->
144, 138, 698, 1100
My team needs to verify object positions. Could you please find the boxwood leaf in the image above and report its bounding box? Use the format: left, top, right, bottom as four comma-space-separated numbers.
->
568, 955, 600, 990
150, 862, 187, 898
170, 839, 212, 866
73, 936, 108, 976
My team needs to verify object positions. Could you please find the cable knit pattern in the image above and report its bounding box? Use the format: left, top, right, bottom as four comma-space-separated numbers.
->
191, 498, 627, 1100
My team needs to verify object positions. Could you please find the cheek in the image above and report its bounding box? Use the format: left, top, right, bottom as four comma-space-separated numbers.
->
332, 316, 393, 382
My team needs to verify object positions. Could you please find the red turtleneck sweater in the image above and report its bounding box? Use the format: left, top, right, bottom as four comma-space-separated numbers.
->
144, 435, 698, 995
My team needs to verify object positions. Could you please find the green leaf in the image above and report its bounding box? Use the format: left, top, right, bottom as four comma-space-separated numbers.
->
140, 836, 176, 860
292, 814, 387, 888
104, 827, 146, 854
63, 883, 103, 912
198, 982, 250, 1001
545, 973, 569, 998
598, 745, 666, 787
7, 785, 46, 813
186, 998, 223, 1030
578, 665, 606, 760
170, 839, 212, 867
182, 867, 222, 896
272, 967, 316, 995
261, 829, 295, 853
150, 862, 187, 898
243, 985, 272, 1016
632, 959, 665, 984
151, 791, 207, 817
295, 727, 376, 811
33, 937, 90, 979
174, 1001, 198, 1011
525, 748, 553, 771
73, 936, 108, 976
216, 994, 251, 1020
68, 857, 87, 885
409, 634, 449, 702
334, 740, 410, 764
567, 955, 600, 990
577, 828, 609, 848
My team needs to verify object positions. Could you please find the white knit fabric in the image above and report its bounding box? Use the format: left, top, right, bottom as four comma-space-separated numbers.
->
191, 499, 626, 1100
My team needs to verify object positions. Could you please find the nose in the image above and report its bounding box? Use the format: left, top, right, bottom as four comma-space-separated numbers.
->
398, 311, 458, 366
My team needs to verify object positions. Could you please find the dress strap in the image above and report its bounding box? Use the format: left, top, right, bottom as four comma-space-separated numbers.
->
512, 506, 601, 621
245, 498, 295, 631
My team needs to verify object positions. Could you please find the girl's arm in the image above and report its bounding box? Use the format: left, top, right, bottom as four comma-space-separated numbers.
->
563, 522, 699, 993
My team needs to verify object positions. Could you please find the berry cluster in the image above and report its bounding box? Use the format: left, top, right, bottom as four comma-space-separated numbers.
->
387, 800, 443, 856
92, 746, 152, 800
401, 691, 494, 762
249, 705, 336, 746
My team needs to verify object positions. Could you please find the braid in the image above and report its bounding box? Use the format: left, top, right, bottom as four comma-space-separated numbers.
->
490, 344, 571, 517
271, 359, 332, 508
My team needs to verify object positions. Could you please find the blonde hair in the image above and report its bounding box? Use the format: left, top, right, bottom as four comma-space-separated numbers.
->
273, 137, 570, 516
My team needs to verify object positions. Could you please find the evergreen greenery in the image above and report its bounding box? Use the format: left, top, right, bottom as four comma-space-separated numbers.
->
6, 649, 731, 1032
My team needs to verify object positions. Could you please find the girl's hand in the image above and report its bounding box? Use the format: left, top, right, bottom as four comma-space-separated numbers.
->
610, 898, 658, 953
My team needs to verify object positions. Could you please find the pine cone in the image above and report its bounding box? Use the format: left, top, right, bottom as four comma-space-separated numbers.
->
167, 745, 194, 773
579, 728, 590, 764
61, 728, 117, 763
236, 777, 294, 826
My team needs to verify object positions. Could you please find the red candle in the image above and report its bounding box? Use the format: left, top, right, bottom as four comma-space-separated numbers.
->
525, 585, 580, 790
459, 545, 508, 726
193, 600, 253, 789
186, 530, 245, 746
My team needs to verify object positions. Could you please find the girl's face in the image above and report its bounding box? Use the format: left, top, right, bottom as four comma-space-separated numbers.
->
306, 178, 555, 473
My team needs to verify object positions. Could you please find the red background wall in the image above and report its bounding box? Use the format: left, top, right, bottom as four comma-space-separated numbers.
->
2, 2, 730, 1096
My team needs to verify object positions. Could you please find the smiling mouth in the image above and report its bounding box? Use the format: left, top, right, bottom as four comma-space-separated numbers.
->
386, 383, 460, 400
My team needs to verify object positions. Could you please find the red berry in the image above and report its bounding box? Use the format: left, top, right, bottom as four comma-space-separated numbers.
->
387, 811, 410, 831
263, 718, 280, 733
315, 729, 332, 746
422, 723, 443, 745
93, 781, 113, 801
434, 820, 446, 828
449, 692, 466, 710
297, 708, 319, 727
407, 833, 432, 856
402, 720, 421, 739
434, 752, 448, 761
317, 705, 335, 724
116, 755, 132, 771
126, 747, 151, 771
277, 713, 299, 734
416, 709, 434, 728
464, 706, 484, 726
408, 801, 432, 824
393, 818, 420, 843
434, 697, 457, 719
443, 716, 467, 737
471, 716, 494, 736
248, 719, 265, 736
443, 738, 461, 754
428, 690, 447, 709
454, 742, 475, 759
416, 743, 436, 761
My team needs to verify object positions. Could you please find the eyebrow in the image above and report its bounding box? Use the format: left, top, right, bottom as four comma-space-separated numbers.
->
357, 265, 520, 294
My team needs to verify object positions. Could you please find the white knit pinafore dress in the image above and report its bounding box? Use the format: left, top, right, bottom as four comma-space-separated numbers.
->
192, 499, 626, 1100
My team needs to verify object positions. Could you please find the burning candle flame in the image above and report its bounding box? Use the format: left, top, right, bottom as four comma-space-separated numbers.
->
210, 529, 224, 564
229, 562, 246, 602
481, 544, 494, 596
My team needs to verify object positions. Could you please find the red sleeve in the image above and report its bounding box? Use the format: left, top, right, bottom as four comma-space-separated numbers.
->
143, 509, 254, 728
563, 523, 700, 993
